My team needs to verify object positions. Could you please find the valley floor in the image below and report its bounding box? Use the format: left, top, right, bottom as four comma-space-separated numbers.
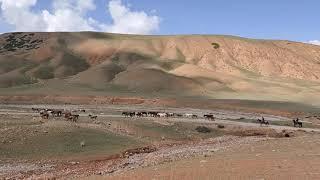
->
106, 133, 320, 180
0, 103, 319, 179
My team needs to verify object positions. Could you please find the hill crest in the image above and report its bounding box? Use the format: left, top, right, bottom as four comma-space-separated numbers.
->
0, 32, 320, 104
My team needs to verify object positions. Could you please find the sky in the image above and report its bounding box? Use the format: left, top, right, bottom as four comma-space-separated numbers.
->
0, 0, 319, 45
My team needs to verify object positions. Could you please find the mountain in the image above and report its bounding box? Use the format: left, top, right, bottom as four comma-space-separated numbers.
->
0, 32, 320, 104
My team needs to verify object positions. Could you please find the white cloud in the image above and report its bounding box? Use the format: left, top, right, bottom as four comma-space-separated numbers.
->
42, 0, 99, 32
0, 0, 160, 34
0, 0, 46, 31
308, 40, 320, 46
106, 0, 160, 34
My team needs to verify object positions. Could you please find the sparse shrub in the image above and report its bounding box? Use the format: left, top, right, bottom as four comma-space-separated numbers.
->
195, 126, 211, 133
0, 59, 31, 73
217, 124, 225, 129
211, 42, 220, 49
59, 53, 90, 76
34, 66, 54, 79
0, 75, 36, 88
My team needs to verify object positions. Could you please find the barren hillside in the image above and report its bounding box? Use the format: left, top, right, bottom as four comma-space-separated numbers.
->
0, 32, 320, 104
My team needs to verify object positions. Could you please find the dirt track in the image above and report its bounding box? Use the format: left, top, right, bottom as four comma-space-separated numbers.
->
0, 105, 318, 133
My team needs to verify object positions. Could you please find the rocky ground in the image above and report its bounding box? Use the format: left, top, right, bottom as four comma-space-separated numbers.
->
0, 104, 319, 179
106, 133, 320, 180
3, 136, 270, 179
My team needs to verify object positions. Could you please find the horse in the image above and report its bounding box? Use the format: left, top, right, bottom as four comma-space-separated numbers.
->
293, 119, 302, 128
122, 112, 131, 117
67, 115, 78, 122
135, 112, 143, 117
257, 118, 269, 126
204, 114, 215, 121
157, 113, 168, 118
32, 108, 42, 112
141, 112, 148, 117
148, 112, 158, 117
64, 112, 79, 122
122, 112, 135, 117
40, 110, 49, 119
89, 114, 98, 120
41, 113, 49, 119
64, 112, 72, 119
167, 113, 174, 117
69, 115, 79, 122
51, 110, 62, 117
192, 115, 198, 119
185, 114, 194, 118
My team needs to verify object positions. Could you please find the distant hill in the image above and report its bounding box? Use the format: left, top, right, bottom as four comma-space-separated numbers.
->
1, 32, 320, 104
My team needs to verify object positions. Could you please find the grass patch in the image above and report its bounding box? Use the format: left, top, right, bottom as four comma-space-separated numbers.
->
110, 52, 183, 71
34, 66, 54, 79
0, 127, 141, 160
59, 53, 90, 76
131, 120, 224, 141
0, 59, 36, 74
0, 74, 37, 88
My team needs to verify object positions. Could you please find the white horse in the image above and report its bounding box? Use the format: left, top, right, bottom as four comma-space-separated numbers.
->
157, 113, 168, 118
185, 113, 194, 118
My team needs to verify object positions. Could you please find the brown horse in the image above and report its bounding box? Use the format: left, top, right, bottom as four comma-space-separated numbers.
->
89, 114, 98, 119
41, 113, 49, 119
64, 112, 79, 122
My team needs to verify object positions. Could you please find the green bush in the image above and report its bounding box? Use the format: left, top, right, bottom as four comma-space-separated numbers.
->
211, 42, 220, 49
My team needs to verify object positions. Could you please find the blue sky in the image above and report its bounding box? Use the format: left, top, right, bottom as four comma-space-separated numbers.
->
0, 0, 319, 43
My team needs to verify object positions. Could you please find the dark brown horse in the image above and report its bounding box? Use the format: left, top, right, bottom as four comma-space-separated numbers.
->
204, 114, 215, 121
41, 113, 49, 119
293, 119, 302, 128
257, 118, 269, 126
89, 114, 98, 119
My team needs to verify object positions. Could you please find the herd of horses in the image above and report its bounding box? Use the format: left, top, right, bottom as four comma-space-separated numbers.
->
32, 107, 303, 128
122, 112, 303, 128
121, 111, 216, 120
32, 108, 97, 122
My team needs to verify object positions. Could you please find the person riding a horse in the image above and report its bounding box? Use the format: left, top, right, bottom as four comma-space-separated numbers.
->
293, 118, 303, 128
